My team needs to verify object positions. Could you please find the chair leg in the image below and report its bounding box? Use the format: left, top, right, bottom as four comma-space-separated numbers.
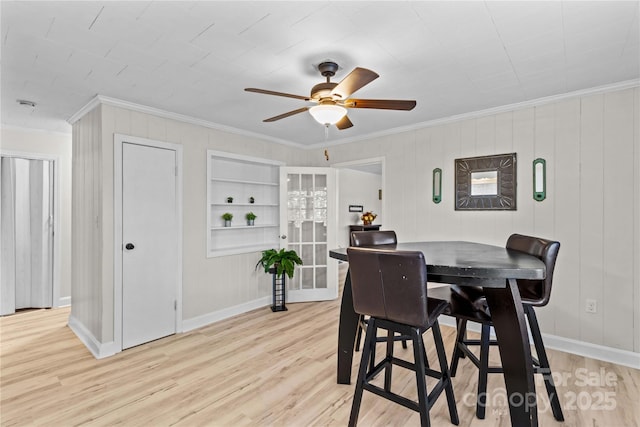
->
475, 323, 491, 419
355, 315, 364, 351
349, 319, 377, 427
368, 320, 377, 372
450, 318, 468, 377
421, 342, 430, 369
384, 329, 395, 392
411, 327, 431, 427
526, 305, 564, 421
432, 321, 460, 425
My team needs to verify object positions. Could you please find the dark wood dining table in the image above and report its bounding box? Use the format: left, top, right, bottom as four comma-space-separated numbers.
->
329, 241, 546, 427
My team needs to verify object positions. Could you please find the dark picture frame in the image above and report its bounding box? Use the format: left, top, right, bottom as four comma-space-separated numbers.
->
455, 153, 517, 210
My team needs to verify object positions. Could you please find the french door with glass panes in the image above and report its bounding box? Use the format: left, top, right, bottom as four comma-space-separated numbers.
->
280, 167, 337, 302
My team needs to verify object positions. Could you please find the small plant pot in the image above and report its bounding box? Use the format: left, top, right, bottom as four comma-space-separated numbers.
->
247, 219, 255, 226
224, 220, 232, 227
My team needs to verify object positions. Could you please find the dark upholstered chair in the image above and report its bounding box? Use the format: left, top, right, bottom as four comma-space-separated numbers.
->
445, 233, 563, 421
350, 230, 398, 247
347, 247, 459, 427
350, 230, 408, 353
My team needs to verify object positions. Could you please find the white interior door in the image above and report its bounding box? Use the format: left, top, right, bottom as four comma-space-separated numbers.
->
122, 142, 178, 349
280, 167, 337, 302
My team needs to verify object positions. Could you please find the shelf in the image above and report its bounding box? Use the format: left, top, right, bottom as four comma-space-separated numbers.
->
212, 224, 278, 230
210, 177, 278, 186
211, 203, 278, 207
208, 242, 280, 258
207, 150, 284, 258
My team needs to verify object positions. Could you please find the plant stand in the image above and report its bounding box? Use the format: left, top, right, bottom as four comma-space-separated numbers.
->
269, 267, 287, 312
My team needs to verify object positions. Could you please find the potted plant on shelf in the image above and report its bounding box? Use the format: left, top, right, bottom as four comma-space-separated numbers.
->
226, 196, 233, 203
222, 212, 233, 227
246, 212, 257, 226
249, 196, 255, 204
256, 248, 303, 312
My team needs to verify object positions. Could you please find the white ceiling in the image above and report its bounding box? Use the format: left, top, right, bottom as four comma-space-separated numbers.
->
2, 1, 639, 148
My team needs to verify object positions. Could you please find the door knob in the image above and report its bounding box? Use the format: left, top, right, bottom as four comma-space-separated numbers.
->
125, 243, 135, 250
280, 235, 287, 239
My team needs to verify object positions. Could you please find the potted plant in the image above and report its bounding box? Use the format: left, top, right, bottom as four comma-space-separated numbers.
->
246, 211, 257, 226
249, 196, 255, 204
256, 248, 303, 312
222, 212, 233, 227
256, 248, 302, 278
226, 196, 233, 203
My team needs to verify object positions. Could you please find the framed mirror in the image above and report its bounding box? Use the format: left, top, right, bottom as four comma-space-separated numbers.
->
455, 153, 517, 210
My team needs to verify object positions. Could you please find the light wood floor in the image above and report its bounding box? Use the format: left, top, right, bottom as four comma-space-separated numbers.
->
1, 296, 639, 426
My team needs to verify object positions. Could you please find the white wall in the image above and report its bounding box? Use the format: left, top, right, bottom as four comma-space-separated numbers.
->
0, 127, 72, 306
67, 85, 639, 361
312, 86, 640, 355
70, 102, 308, 351
70, 107, 105, 342
336, 168, 382, 248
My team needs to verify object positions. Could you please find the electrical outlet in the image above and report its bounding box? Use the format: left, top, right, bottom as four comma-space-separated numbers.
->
585, 299, 597, 313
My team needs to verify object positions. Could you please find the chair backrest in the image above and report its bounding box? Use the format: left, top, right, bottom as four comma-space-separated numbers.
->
351, 230, 397, 247
347, 247, 430, 328
506, 233, 560, 306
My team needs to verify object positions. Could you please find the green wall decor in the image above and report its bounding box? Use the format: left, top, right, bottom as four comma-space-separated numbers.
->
432, 168, 442, 204
533, 158, 546, 201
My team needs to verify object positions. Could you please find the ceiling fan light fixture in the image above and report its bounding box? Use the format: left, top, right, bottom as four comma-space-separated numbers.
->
246, 62, 413, 130
309, 104, 347, 125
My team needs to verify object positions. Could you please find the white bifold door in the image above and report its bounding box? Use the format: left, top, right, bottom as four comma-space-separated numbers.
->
0, 157, 54, 315
121, 142, 178, 349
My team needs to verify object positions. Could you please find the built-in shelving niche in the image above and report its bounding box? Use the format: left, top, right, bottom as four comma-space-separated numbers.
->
207, 150, 284, 257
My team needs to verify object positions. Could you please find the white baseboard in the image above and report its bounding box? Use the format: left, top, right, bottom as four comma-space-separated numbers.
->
541, 334, 640, 370
182, 296, 271, 332
57, 296, 71, 307
68, 297, 271, 359
438, 315, 640, 370
68, 296, 640, 369
68, 315, 119, 359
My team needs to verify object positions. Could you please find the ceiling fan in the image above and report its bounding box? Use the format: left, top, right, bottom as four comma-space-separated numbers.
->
244, 61, 416, 130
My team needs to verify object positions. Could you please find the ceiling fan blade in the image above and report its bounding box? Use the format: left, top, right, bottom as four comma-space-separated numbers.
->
343, 99, 416, 110
245, 88, 310, 101
330, 67, 379, 99
335, 115, 353, 130
263, 107, 310, 122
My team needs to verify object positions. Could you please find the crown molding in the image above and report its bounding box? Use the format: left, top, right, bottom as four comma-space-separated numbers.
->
68, 79, 639, 151
67, 95, 102, 125
0, 124, 71, 137
307, 78, 640, 149
68, 95, 303, 149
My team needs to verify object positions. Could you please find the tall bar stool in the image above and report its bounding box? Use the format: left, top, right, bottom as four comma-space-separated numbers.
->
446, 233, 563, 421
347, 247, 459, 427
350, 230, 408, 352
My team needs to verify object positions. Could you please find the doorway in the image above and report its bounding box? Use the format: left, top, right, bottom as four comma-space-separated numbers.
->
333, 157, 385, 248
114, 135, 183, 350
0, 155, 56, 316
